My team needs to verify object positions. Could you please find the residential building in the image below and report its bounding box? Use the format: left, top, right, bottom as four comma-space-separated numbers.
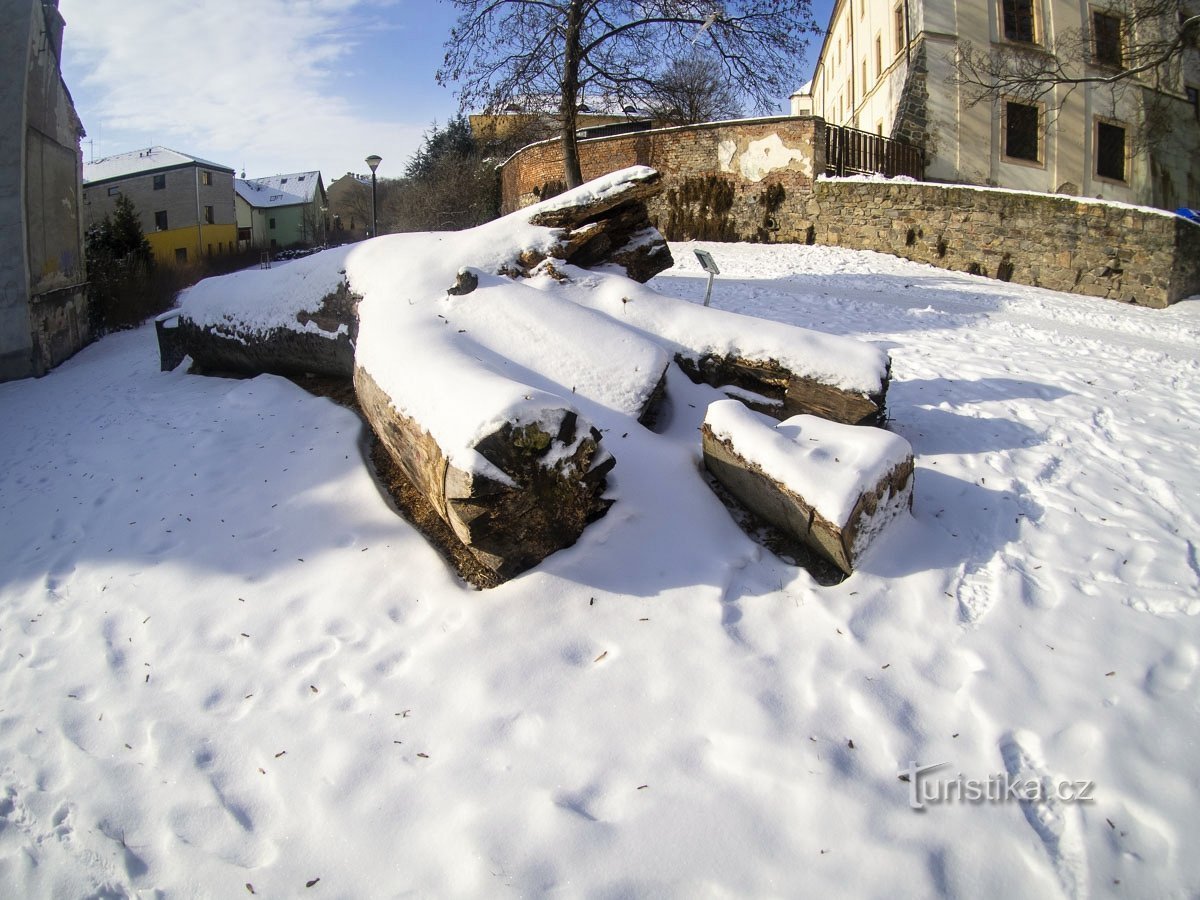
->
326, 172, 371, 243
0, 0, 89, 381
83, 147, 237, 265
235, 171, 327, 250
792, 0, 1200, 210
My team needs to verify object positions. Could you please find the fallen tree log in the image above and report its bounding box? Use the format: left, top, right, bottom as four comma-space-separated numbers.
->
539, 262, 892, 425
159, 266, 360, 377
701, 399, 913, 574
355, 366, 614, 579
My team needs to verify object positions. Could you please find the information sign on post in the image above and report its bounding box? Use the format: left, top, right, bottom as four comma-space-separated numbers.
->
693, 249, 720, 306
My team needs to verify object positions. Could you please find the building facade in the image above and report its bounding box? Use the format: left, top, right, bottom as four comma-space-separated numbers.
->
0, 0, 89, 382
326, 172, 370, 244
235, 171, 327, 250
792, 0, 1200, 210
83, 147, 237, 265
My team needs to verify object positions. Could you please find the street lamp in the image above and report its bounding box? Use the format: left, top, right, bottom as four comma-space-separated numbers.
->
365, 154, 382, 238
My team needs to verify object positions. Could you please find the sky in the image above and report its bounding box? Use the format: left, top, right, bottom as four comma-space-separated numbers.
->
58, 0, 835, 185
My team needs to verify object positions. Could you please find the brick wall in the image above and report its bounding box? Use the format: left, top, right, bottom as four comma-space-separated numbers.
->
498, 117, 1200, 308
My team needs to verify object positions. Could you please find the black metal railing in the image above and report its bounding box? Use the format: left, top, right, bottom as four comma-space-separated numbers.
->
825, 124, 924, 180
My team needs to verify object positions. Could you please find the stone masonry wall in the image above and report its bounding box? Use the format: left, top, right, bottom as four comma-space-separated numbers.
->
499, 118, 1200, 308
785, 181, 1200, 309
500, 117, 823, 244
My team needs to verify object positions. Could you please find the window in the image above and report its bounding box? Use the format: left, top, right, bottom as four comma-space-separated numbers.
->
238, 226, 252, 242
1002, 0, 1037, 43
269, 217, 276, 230
1092, 11, 1123, 67
875, 35, 882, 77
153, 173, 166, 190
107, 186, 120, 196
175, 247, 188, 263
155, 210, 168, 231
1095, 119, 1127, 181
1004, 100, 1041, 163
280, 177, 288, 184
862, 59, 867, 92
837, 38, 842, 67
201, 170, 212, 186
895, 5, 906, 54
204, 205, 214, 224
1186, 86, 1199, 121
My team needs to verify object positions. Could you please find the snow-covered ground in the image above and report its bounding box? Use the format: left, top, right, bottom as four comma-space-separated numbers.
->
1, 240, 1198, 898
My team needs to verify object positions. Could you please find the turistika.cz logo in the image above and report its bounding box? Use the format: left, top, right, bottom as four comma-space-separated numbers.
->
899, 762, 1096, 811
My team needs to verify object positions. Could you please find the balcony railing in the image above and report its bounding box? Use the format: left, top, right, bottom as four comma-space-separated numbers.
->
825, 124, 924, 180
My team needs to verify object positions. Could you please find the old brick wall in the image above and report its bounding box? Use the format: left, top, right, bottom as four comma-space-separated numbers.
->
500, 117, 823, 243
499, 119, 1200, 308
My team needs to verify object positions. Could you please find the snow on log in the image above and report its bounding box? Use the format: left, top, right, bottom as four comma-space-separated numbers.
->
355, 365, 614, 579
518, 166, 674, 283
534, 264, 891, 425
701, 400, 913, 574
161, 252, 360, 377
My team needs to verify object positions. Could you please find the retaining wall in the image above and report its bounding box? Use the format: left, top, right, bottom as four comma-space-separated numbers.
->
498, 117, 1200, 308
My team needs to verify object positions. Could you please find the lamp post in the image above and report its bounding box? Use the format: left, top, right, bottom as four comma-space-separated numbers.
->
365, 154, 382, 238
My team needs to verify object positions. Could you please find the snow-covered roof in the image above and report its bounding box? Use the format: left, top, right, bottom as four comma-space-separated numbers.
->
83, 146, 233, 184
235, 172, 323, 209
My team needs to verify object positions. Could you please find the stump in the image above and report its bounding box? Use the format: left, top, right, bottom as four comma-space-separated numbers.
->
702, 400, 913, 574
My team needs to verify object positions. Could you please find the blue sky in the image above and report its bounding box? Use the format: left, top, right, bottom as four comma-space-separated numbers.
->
58, 0, 834, 185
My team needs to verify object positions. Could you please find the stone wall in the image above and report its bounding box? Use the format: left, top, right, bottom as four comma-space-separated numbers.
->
500, 116, 823, 243
498, 117, 1200, 308
788, 181, 1200, 309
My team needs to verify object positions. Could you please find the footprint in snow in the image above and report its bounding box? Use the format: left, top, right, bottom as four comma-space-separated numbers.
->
999, 730, 1088, 900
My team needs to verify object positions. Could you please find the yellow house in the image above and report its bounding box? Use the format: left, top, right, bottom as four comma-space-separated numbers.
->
83, 147, 238, 266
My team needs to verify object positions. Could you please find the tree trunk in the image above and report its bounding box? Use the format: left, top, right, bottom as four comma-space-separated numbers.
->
355, 366, 614, 580
560, 0, 585, 188
701, 404, 914, 575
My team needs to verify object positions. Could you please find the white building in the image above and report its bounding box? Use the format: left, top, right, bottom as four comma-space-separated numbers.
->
792, 0, 1200, 210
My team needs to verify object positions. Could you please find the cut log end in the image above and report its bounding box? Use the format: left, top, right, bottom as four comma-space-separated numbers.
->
355, 366, 613, 582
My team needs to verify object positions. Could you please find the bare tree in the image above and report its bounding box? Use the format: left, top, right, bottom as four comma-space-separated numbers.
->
954, 1, 1199, 149
437, 0, 818, 188
651, 52, 744, 124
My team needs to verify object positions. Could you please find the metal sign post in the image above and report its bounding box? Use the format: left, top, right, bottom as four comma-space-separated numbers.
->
694, 249, 720, 307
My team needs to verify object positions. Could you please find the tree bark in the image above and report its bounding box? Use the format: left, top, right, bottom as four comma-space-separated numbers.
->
560, 0, 585, 188
355, 366, 614, 580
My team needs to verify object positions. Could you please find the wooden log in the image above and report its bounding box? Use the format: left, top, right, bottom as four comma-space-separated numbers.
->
517, 168, 674, 283
354, 366, 614, 579
676, 352, 889, 426
156, 280, 360, 379
701, 400, 913, 574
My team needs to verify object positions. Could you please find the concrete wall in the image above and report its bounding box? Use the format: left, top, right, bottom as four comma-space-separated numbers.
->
1, 0, 89, 382
0, 0, 37, 380
499, 117, 1200, 308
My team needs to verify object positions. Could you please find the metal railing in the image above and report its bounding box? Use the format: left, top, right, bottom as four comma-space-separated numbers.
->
825, 124, 924, 180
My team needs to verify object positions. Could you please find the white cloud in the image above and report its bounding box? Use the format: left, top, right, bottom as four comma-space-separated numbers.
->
59, 0, 432, 181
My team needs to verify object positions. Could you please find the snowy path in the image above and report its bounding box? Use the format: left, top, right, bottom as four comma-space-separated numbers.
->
1, 242, 1198, 898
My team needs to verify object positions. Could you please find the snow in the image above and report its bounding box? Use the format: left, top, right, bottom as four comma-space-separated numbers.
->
83, 146, 232, 184
235, 172, 322, 209
179, 246, 355, 340
2, 237, 1200, 898
820, 173, 1200, 220
704, 399, 913, 526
